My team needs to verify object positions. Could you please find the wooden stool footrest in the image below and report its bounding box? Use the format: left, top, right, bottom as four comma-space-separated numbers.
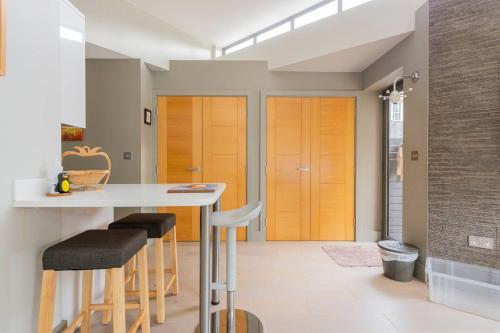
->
62, 312, 85, 333
91, 303, 141, 311
126, 275, 177, 299
164, 275, 176, 296
148, 267, 172, 274
124, 270, 137, 285
128, 309, 146, 333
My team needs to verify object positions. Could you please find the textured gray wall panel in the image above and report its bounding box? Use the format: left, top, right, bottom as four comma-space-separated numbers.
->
429, 0, 500, 268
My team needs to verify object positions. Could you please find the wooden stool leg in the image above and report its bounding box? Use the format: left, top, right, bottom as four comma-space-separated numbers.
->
102, 269, 112, 324
81, 270, 93, 333
138, 246, 151, 333
111, 267, 126, 333
155, 238, 166, 323
169, 226, 179, 295
126, 256, 137, 291
38, 270, 57, 333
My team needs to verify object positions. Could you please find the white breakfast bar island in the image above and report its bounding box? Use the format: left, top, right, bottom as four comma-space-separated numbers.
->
14, 180, 224, 333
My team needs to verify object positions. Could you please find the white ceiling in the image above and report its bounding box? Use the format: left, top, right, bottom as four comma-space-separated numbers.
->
72, 0, 211, 70
221, 0, 426, 72
274, 34, 410, 72
76, 0, 426, 72
125, 0, 321, 46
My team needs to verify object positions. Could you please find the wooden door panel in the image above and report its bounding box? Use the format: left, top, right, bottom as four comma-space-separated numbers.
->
275, 155, 301, 184
266, 97, 310, 240
319, 184, 346, 239
203, 96, 247, 241
268, 96, 354, 241
275, 184, 302, 240
319, 155, 346, 184
157, 96, 247, 241
167, 207, 200, 241
208, 155, 238, 183
157, 96, 202, 241
275, 127, 302, 154
221, 183, 238, 209
210, 102, 238, 126
311, 97, 355, 241
209, 127, 238, 154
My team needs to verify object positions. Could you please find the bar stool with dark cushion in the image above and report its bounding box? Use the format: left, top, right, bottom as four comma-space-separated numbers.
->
38, 229, 150, 333
108, 213, 178, 324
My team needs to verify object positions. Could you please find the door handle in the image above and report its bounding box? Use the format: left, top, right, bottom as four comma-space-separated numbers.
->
297, 167, 310, 172
186, 167, 201, 172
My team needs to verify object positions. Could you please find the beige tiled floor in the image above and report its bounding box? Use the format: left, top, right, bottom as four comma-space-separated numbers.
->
94, 241, 500, 333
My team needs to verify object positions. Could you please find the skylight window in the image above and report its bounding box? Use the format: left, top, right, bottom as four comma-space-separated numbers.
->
294, 1, 338, 29
222, 0, 377, 55
342, 0, 373, 11
225, 38, 254, 55
256, 22, 291, 43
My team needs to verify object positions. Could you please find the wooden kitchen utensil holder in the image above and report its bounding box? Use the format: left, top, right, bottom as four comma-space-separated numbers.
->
62, 146, 112, 191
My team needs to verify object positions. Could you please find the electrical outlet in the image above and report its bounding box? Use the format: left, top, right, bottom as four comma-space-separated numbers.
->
468, 235, 495, 250
123, 152, 132, 160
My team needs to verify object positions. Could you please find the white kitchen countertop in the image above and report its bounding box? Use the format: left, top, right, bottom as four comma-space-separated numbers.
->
13, 180, 225, 208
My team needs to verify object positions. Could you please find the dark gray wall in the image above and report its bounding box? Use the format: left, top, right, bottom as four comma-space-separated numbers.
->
63, 59, 142, 184
141, 62, 154, 186
428, 0, 500, 268
153, 61, 383, 241
362, 3, 429, 279
62, 59, 143, 218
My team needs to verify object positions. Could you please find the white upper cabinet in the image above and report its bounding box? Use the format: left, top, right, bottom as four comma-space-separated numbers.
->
60, 0, 85, 128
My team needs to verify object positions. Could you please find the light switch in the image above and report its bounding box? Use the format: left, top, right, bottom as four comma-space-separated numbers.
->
123, 152, 132, 160
411, 150, 419, 161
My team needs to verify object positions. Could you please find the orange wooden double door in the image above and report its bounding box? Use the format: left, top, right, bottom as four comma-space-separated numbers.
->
157, 96, 247, 241
266, 97, 355, 241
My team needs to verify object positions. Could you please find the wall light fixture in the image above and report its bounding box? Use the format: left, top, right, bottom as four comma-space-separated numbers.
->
379, 71, 419, 104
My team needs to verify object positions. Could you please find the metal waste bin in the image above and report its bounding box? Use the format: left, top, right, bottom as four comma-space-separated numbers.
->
378, 240, 419, 282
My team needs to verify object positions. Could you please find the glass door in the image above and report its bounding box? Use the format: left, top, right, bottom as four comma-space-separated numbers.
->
383, 99, 404, 241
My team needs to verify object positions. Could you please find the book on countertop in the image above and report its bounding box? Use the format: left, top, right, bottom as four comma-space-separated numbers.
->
167, 184, 217, 193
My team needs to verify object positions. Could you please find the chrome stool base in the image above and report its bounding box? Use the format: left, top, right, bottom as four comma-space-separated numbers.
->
196, 309, 264, 333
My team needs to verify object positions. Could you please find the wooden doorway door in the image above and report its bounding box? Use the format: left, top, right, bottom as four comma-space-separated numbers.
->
266, 97, 355, 241
157, 96, 247, 241
157, 96, 202, 241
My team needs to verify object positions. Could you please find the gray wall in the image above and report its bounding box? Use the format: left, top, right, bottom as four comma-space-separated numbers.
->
428, 0, 500, 268
140, 62, 154, 213
356, 92, 384, 241
0, 0, 63, 330
63, 59, 142, 184
141, 62, 154, 185
152, 60, 383, 241
362, 3, 429, 279
62, 59, 143, 218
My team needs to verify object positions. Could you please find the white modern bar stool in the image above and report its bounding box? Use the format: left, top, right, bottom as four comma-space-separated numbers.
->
209, 202, 263, 333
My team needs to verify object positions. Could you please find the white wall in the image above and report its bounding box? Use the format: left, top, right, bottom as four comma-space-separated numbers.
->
0, 0, 63, 330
